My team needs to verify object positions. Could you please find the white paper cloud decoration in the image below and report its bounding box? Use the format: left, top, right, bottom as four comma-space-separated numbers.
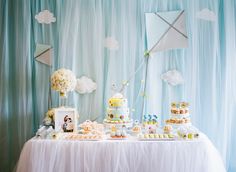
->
104, 37, 119, 50
196, 8, 216, 22
161, 70, 184, 86
35, 10, 56, 24
75, 76, 97, 94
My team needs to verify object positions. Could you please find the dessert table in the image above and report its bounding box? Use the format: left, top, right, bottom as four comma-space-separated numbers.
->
16, 134, 226, 172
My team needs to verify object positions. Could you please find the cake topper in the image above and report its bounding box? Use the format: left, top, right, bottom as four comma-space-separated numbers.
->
111, 93, 124, 98
111, 82, 129, 94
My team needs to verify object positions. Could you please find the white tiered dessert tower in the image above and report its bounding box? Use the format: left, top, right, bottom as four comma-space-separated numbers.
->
165, 102, 191, 128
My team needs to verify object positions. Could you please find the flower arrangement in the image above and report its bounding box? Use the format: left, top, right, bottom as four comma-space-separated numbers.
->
43, 108, 55, 127
51, 68, 76, 97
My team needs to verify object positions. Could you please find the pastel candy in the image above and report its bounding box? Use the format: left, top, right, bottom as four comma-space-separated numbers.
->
164, 134, 168, 138
188, 133, 194, 139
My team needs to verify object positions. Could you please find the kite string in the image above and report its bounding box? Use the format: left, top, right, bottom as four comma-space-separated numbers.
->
140, 55, 149, 116
119, 57, 146, 93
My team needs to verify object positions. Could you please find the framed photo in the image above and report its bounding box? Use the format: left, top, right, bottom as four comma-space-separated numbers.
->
54, 107, 77, 133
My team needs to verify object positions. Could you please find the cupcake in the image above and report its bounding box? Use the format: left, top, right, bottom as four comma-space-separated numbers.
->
163, 125, 173, 134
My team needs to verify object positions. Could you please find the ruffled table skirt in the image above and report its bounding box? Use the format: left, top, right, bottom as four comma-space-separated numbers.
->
16, 134, 226, 172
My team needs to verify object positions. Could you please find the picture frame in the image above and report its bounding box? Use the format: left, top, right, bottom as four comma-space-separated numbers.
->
54, 107, 78, 133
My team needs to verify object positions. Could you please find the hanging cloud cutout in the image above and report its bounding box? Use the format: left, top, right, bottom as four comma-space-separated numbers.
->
35, 10, 56, 24
161, 70, 184, 86
196, 8, 216, 21
75, 76, 97, 94
104, 37, 119, 50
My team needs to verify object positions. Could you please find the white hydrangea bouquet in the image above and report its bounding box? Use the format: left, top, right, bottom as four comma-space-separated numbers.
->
43, 108, 55, 126
51, 68, 76, 97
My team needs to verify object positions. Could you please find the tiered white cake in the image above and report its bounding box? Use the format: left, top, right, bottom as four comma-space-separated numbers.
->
104, 93, 131, 124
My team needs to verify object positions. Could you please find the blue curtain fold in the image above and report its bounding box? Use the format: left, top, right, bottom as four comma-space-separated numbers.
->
0, 0, 236, 172
0, 0, 34, 171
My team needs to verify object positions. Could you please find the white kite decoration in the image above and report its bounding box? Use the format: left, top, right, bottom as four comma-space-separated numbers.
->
34, 43, 52, 66
75, 76, 97, 94
161, 70, 184, 86
104, 37, 119, 51
145, 10, 188, 54
196, 8, 216, 22
35, 10, 56, 24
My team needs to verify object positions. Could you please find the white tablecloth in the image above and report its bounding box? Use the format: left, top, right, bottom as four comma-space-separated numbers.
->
16, 135, 226, 172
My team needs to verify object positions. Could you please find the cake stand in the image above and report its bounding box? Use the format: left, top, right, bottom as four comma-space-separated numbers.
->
103, 120, 133, 128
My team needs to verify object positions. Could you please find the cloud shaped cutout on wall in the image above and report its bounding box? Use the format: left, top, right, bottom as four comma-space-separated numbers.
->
35, 10, 56, 24
161, 70, 184, 86
75, 76, 97, 94
104, 37, 119, 50
196, 8, 216, 21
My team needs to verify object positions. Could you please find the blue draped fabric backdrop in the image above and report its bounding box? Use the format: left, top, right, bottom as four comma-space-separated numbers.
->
0, 0, 235, 171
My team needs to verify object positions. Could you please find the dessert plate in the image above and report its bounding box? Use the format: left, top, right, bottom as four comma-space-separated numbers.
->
107, 137, 129, 140
138, 138, 176, 141
106, 134, 131, 140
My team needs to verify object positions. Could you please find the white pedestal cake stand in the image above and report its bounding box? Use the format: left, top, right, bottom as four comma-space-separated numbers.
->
103, 120, 133, 128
